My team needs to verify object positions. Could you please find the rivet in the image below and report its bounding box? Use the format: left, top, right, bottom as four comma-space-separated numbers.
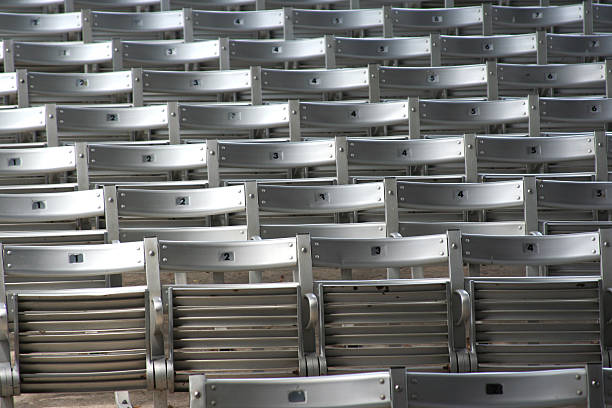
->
301, 247, 307, 253
194, 391, 201, 398
108, 197, 114, 202
5, 251, 11, 255
451, 243, 457, 249
577, 390, 583, 396
379, 378, 385, 384
339, 147, 344, 152
394, 384, 401, 391
149, 250, 155, 256
79, 153, 84, 158
211, 401, 216, 406
592, 379, 600, 387
209, 150, 215, 155
379, 395, 386, 400
576, 374, 582, 380
249, 193, 255, 199
211, 385, 216, 391
604, 241, 609, 247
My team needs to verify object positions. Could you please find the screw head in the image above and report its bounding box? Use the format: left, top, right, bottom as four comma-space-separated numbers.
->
194, 391, 201, 399
148, 250, 155, 256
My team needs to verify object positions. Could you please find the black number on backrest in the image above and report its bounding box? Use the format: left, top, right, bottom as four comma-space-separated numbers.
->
32, 200, 46, 210
272, 152, 280, 159
457, 190, 464, 198
176, 196, 189, 206
288, 391, 306, 403
222, 252, 231, 261
8, 158, 21, 167
69, 253, 84, 263
486, 384, 503, 395
371, 246, 382, 256
526, 243, 534, 251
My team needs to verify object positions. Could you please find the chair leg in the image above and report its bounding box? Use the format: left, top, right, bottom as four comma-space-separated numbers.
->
0, 396, 14, 408
153, 390, 168, 408
115, 391, 133, 408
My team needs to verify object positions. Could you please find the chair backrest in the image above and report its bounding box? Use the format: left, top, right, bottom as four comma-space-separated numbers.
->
477, 134, 597, 164
539, 97, 612, 130
300, 100, 408, 129
87, 142, 206, 172
90, 9, 187, 40
206, 139, 336, 187
142, 69, 252, 101
192, 9, 284, 36
397, 179, 526, 211
461, 231, 601, 266
110, 183, 258, 245
0, 72, 17, 100
440, 33, 537, 61
390, 6, 484, 33
228, 37, 329, 67
188, 372, 392, 408
21, 69, 139, 106
491, 4, 584, 31
497, 63, 606, 95
333, 36, 432, 64
417, 98, 529, 128
288, 8, 384, 36
0, 188, 105, 224
346, 136, 465, 167
178, 102, 290, 132
311, 233, 450, 269
0, 106, 56, 145
120, 39, 225, 69
56, 104, 169, 138
260, 67, 370, 95
537, 179, 612, 210
258, 181, 384, 214
378, 64, 487, 93
0, 146, 76, 183
547, 33, 612, 59
0, 11, 83, 38
399, 368, 590, 408
7, 40, 113, 71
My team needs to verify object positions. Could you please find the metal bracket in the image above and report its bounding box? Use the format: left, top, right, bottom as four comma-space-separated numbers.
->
114, 391, 133, 408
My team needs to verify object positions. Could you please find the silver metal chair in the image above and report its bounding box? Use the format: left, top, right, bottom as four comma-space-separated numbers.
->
460, 229, 612, 378
160, 234, 316, 393
315, 233, 469, 374
0, 238, 168, 408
